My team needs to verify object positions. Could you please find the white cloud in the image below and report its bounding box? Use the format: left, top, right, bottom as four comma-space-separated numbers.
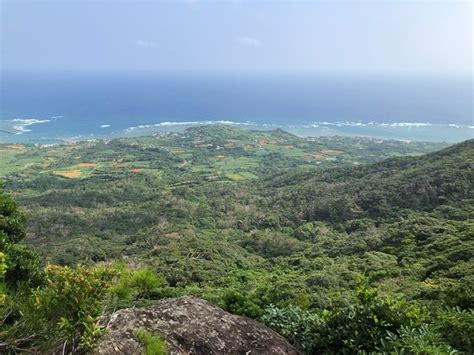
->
136, 39, 157, 49
236, 36, 261, 48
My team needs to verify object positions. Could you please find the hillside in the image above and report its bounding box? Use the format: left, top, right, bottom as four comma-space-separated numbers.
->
1, 127, 472, 353
1, 126, 447, 264
275, 138, 473, 222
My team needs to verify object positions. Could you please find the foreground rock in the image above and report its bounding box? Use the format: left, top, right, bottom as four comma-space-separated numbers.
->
92, 296, 298, 354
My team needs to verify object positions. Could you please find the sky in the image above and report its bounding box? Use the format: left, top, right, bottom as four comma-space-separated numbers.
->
0, 0, 472, 74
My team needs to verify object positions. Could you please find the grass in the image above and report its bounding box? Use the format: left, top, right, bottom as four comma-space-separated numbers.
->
213, 157, 258, 171
225, 172, 258, 181
133, 329, 167, 355
74, 162, 97, 167
321, 149, 344, 155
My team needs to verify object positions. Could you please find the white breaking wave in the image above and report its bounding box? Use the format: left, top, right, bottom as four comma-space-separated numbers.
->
312, 121, 437, 128
100, 124, 111, 128
121, 119, 473, 136
389, 122, 432, 127
10, 118, 51, 134
159, 120, 242, 127
124, 120, 252, 133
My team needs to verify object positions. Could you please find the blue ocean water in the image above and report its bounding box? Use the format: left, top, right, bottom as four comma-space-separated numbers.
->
0, 71, 472, 143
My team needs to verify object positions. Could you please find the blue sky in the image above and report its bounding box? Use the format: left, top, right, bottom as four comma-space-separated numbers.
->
1, 0, 472, 73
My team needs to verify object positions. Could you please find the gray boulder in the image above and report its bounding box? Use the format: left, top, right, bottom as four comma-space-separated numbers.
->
92, 296, 298, 354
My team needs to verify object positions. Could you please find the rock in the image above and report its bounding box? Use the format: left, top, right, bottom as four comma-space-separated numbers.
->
92, 296, 298, 355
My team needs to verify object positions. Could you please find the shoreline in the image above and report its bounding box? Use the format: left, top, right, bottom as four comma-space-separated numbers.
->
0, 118, 473, 145
0, 123, 472, 147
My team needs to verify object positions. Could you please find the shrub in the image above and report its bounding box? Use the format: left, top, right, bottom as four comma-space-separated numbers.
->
378, 324, 458, 354
134, 328, 167, 355
1, 241, 42, 288
220, 289, 262, 319
0, 252, 6, 305
262, 282, 424, 354
27, 264, 116, 351
436, 307, 474, 353
314, 282, 423, 353
129, 269, 165, 299
261, 305, 320, 352
444, 281, 474, 310
110, 265, 167, 305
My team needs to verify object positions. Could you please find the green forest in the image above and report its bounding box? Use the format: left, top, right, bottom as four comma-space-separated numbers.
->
1, 126, 473, 353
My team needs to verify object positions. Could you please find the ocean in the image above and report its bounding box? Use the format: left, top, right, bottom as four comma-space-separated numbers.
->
0, 71, 472, 143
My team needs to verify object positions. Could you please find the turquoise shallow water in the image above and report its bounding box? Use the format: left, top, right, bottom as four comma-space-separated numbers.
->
112, 120, 474, 143
2, 120, 471, 144
0, 72, 472, 143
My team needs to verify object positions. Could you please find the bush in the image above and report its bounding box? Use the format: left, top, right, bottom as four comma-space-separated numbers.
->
26, 264, 116, 351
0, 252, 6, 305
378, 324, 457, 354
1, 241, 42, 288
444, 281, 474, 310
262, 282, 424, 354
436, 307, 474, 353
220, 289, 262, 319
129, 269, 165, 299
261, 305, 320, 352
314, 282, 422, 353
110, 265, 167, 305
134, 328, 167, 355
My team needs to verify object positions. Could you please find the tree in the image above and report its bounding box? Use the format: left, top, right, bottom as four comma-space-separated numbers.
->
0, 182, 41, 289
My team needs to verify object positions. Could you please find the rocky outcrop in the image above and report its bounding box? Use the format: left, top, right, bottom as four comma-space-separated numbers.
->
92, 296, 298, 354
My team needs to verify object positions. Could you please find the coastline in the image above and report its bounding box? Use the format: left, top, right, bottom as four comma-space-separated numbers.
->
0, 119, 472, 145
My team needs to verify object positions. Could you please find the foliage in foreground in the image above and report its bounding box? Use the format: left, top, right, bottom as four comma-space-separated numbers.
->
260, 281, 467, 354
1, 260, 170, 352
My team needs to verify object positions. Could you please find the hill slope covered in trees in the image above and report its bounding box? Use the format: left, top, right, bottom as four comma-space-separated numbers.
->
1, 127, 472, 353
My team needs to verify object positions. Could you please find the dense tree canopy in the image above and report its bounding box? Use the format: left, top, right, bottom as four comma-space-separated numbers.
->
0, 128, 472, 353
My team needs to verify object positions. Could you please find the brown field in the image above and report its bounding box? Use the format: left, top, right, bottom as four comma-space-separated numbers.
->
130, 169, 142, 173
56, 170, 81, 178
0, 144, 25, 151
321, 149, 343, 154
257, 140, 278, 145
74, 162, 97, 167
